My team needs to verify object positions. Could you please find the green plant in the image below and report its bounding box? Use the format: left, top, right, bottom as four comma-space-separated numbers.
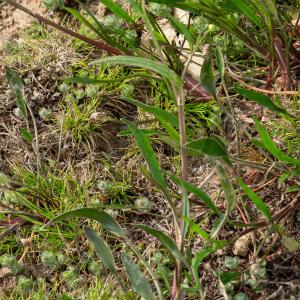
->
3, 0, 300, 299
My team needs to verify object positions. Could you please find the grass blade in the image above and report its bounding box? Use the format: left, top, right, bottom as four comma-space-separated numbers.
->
189, 239, 227, 292
84, 226, 118, 274
228, 0, 262, 28
181, 189, 189, 242
255, 119, 300, 167
121, 253, 156, 300
64, 7, 99, 36
123, 97, 179, 142
124, 120, 167, 192
100, 0, 134, 24
216, 45, 225, 80
216, 162, 236, 213
169, 175, 218, 214
238, 178, 272, 221
90, 56, 182, 88
44, 208, 124, 236
211, 162, 236, 238
235, 87, 291, 117
168, 13, 194, 48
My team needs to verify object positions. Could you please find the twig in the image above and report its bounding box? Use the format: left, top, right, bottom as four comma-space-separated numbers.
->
228, 67, 299, 95
231, 191, 300, 243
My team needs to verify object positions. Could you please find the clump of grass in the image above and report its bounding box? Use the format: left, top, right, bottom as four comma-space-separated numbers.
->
3, 21, 78, 73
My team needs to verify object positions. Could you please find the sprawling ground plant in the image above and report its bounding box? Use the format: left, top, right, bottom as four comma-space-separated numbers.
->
2, 0, 300, 299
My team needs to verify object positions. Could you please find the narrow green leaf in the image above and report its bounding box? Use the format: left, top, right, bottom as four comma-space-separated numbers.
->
189, 247, 213, 292
168, 14, 194, 48
5, 67, 27, 118
124, 98, 179, 128
123, 97, 179, 141
90, 56, 182, 88
5, 66, 24, 90
158, 135, 180, 152
216, 163, 236, 213
20, 128, 33, 142
238, 178, 272, 221
84, 226, 118, 274
189, 239, 227, 293
124, 120, 167, 191
64, 7, 99, 36
228, 0, 262, 28
181, 189, 189, 242
119, 128, 160, 137
200, 54, 216, 99
44, 208, 124, 236
100, 0, 134, 24
211, 162, 236, 239
264, 0, 279, 20
216, 45, 225, 80
235, 87, 291, 117
169, 174, 218, 214
210, 213, 226, 239
121, 253, 156, 300
137, 224, 188, 266
255, 119, 300, 167
185, 218, 210, 239
187, 137, 228, 158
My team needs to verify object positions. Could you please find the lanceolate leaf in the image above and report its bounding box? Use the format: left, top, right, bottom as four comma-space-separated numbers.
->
90, 56, 182, 88
168, 14, 194, 48
5, 66, 24, 90
84, 226, 118, 274
5, 67, 27, 118
211, 162, 236, 238
181, 189, 190, 242
235, 87, 291, 117
238, 178, 272, 221
44, 208, 124, 236
216, 45, 225, 80
187, 137, 228, 158
124, 120, 167, 192
255, 119, 300, 167
121, 253, 156, 300
200, 54, 216, 99
169, 175, 218, 214
137, 224, 188, 267
20, 128, 33, 142
216, 163, 236, 213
